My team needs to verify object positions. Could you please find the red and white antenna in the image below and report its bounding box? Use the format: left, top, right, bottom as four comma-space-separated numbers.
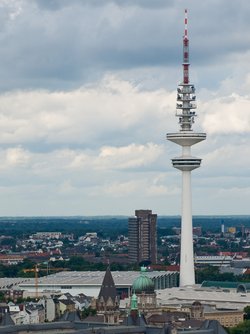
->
184, 8, 188, 38
183, 9, 189, 84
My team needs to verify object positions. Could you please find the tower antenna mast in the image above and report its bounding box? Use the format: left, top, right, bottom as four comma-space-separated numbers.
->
183, 8, 189, 84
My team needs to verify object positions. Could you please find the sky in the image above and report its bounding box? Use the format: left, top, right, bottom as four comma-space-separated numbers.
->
0, 0, 249, 216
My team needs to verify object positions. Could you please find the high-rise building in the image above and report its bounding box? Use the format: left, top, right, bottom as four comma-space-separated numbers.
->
128, 210, 157, 264
166, 10, 206, 286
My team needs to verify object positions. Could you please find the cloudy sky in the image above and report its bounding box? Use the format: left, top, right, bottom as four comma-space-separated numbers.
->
0, 0, 249, 216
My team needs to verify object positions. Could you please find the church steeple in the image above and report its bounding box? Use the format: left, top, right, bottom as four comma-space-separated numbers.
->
98, 265, 118, 306
96, 266, 120, 324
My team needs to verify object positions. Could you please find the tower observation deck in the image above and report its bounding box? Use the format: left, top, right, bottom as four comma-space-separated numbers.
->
166, 9, 206, 286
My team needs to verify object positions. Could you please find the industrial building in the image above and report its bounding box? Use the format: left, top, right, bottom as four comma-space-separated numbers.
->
18, 270, 178, 298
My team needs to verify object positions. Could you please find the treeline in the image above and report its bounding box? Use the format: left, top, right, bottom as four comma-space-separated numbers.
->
50, 256, 139, 272
0, 259, 35, 277
0, 256, 139, 278
196, 266, 250, 284
0, 216, 249, 239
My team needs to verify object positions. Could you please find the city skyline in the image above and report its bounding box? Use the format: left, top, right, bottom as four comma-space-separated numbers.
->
0, 1, 249, 215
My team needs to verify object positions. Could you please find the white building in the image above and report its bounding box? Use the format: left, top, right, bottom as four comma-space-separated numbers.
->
19, 270, 178, 298
194, 256, 233, 267
157, 286, 250, 311
38, 296, 57, 322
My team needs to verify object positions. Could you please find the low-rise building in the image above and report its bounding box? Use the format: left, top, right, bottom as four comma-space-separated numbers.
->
38, 296, 57, 322
59, 299, 75, 315
31, 232, 62, 240
19, 270, 178, 298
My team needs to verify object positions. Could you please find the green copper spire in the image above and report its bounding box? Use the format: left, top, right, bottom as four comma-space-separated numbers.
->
130, 292, 138, 310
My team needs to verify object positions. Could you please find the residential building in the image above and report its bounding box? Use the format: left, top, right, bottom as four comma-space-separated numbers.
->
38, 296, 57, 322
128, 210, 157, 264
31, 232, 62, 240
59, 299, 75, 315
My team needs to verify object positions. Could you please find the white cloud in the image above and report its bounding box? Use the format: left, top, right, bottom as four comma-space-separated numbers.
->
97, 143, 163, 170
2, 146, 30, 167
201, 93, 250, 135
0, 77, 175, 146
0, 1, 249, 215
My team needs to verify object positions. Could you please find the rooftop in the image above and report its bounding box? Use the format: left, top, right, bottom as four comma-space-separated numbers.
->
19, 270, 177, 288
157, 286, 250, 310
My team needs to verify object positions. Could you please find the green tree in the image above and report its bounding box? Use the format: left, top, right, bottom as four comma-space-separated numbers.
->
229, 320, 250, 334
80, 307, 97, 319
244, 306, 250, 320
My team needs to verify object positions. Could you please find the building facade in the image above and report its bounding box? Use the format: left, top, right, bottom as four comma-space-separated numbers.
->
128, 210, 157, 264
131, 267, 156, 311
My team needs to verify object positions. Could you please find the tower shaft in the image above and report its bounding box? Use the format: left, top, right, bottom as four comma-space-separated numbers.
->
180, 170, 195, 286
166, 9, 206, 286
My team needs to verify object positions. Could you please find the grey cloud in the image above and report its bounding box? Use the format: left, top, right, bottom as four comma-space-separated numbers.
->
35, 0, 174, 10
0, 1, 248, 91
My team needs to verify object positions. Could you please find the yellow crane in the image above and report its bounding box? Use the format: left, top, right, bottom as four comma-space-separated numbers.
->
23, 265, 68, 299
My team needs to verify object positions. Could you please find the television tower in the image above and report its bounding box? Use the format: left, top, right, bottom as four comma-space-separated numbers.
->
166, 9, 206, 286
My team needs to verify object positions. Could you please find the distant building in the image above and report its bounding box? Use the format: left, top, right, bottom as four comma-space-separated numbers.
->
193, 226, 202, 237
1, 289, 24, 302
227, 227, 236, 234
0, 254, 24, 265
221, 223, 225, 234
173, 226, 202, 237
31, 232, 62, 240
128, 210, 157, 264
78, 232, 98, 244
194, 255, 233, 267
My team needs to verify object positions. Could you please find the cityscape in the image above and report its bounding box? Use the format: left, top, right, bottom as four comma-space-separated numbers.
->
0, 1, 249, 334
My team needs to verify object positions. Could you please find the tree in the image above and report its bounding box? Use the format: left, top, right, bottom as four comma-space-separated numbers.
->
80, 307, 97, 319
244, 306, 250, 320
229, 319, 250, 334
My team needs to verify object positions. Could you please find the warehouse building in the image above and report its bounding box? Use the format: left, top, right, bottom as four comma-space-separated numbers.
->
18, 270, 178, 298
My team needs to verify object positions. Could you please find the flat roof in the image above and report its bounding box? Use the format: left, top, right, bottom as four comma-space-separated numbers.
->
19, 270, 177, 288
0, 277, 32, 289
157, 286, 250, 310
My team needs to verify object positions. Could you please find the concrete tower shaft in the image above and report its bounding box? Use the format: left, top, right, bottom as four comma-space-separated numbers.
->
166, 9, 206, 287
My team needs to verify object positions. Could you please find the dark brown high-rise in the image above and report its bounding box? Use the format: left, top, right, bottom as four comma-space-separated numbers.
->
128, 210, 157, 264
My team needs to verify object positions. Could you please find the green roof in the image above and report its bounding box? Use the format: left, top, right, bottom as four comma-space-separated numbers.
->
201, 280, 250, 293
132, 267, 154, 293
201, 281, 238, 289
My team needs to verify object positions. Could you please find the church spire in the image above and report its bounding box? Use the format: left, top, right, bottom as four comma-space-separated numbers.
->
130, 292, 138, 311
98, 265, 118, 304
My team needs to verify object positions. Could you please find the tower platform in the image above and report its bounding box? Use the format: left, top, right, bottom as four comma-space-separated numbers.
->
167, 132, 206, 146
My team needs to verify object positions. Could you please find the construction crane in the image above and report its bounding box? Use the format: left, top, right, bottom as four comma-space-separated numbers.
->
23, 265, 68, 299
